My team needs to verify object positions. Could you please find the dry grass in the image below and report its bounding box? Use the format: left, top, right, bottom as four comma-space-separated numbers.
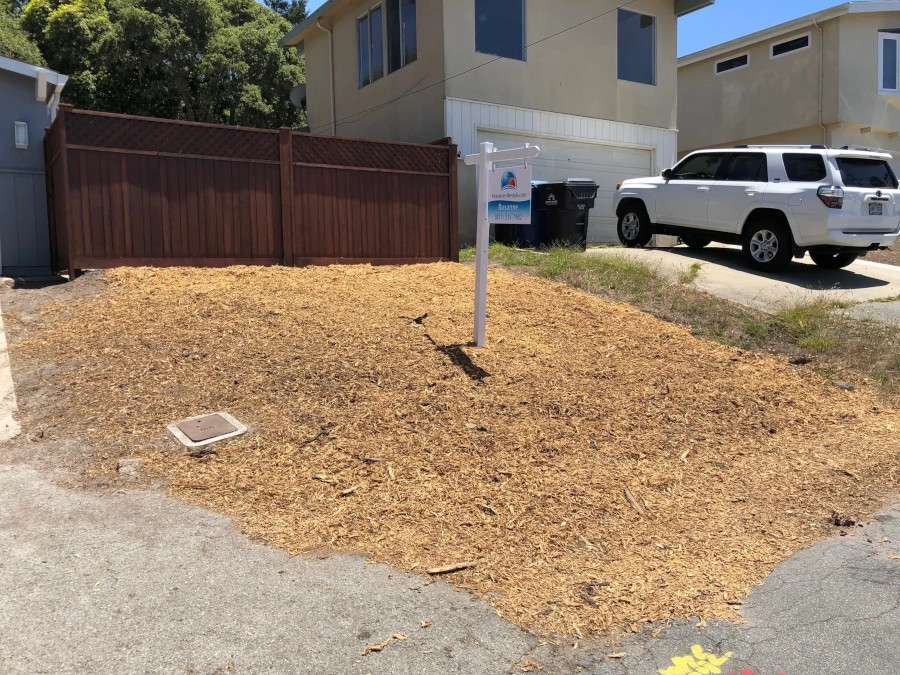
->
10, 264, 900, 638
467, 245, 900, 404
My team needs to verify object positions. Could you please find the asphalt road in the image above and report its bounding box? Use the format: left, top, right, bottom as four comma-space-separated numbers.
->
590, 244, 900, 320
3, 460, 900, 674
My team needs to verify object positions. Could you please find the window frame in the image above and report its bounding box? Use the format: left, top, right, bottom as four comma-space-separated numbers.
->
616, 6, 659, 87
714, 52, 750, 76
878, 32, 900, 95
769, 32, 811, 60
616, 8, 657, 86
357, 4, 385, 89
474, 0, 527, 62
387, 0, 417, 74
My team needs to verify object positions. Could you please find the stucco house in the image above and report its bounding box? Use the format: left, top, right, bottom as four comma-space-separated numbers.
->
280, 0, 714, 244
678, 1, 900, 171
0, 55, 67, 276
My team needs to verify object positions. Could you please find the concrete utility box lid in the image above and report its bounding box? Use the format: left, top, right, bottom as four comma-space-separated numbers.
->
167, 412, 247, 448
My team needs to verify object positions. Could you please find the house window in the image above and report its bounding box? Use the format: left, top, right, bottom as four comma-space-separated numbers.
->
475, 0, 526, 61
617, 9, 655, 85
715, 53, 749, 75
357, 6, 384, 88
770, 33, 810, 58
387, 0, 417, 73
879, 32, 900, 94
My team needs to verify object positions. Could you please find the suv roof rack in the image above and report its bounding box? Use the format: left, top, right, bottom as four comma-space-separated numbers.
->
839, 144, 885, 153
733, 144, 828, 149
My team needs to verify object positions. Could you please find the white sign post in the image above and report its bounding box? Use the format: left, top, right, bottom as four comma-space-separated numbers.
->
464, 142, 540, 348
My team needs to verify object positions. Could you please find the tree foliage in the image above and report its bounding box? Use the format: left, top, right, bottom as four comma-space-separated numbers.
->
0, 0, 45, 64
19, 0, 304, 128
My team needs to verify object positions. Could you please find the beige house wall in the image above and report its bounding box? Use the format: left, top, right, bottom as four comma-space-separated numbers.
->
836, 13, 900, 136
678, 20, 840, 154
678, 10, 900, 160
442, 0, 677, 131
301, 0, 447, 143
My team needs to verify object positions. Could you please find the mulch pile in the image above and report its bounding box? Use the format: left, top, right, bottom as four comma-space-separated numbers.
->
11, 263, 900, 636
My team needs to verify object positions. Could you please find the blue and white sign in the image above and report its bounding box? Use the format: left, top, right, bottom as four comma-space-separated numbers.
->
488, 164, 532, 224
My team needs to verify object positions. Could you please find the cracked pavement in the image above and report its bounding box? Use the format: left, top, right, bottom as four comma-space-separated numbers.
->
3, 459, 900, 674
585, 511, 900, 675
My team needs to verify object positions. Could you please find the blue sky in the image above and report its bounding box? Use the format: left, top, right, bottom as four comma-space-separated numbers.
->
304, 0, 844, 57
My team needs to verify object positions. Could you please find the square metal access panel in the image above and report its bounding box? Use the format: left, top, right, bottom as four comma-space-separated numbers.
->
168, 412, 247, 448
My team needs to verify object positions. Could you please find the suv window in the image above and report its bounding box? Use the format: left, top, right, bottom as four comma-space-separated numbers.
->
783, 153, 827, 182
671, 153, 727, 180
720, 153, 768, 181
836, 157, 899, 189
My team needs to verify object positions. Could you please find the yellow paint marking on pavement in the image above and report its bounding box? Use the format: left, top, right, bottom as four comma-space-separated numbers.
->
658, 644, 734, 675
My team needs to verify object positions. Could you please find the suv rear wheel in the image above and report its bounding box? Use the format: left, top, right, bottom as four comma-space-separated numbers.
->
617, 204, 653, 248
681, 235, 712, 250
742, 219, 793, 273
809, 251, 859, 269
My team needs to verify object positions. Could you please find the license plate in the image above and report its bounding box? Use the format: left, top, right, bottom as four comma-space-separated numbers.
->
869, 203, 883, 216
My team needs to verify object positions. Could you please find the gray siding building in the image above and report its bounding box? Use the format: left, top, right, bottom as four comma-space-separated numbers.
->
0, 56, 67, 276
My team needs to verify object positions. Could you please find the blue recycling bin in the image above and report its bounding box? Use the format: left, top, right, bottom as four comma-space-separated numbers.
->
493, 181, 547, 249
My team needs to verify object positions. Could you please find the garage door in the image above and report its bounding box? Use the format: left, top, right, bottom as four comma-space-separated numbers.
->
476, 130, 652, 244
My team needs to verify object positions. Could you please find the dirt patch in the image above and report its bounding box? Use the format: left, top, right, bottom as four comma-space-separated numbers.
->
866, 246, 900, 266
7, 264, 900, 637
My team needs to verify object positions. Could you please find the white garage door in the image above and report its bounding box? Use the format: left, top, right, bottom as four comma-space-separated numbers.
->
476, 130, 652, 244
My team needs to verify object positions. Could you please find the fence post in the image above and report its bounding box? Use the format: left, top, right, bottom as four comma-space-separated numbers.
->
279, 127, 294, 267
57, 104, 78, 280
448, 143, 459, 262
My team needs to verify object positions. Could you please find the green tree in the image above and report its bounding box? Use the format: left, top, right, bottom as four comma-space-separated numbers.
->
20, 0, 304, 128
21, 0, 112, 106
264, 0, 305, 26
0, 12, 45, 64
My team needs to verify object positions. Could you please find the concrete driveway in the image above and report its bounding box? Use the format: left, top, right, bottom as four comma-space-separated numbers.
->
590, 244, 900, 319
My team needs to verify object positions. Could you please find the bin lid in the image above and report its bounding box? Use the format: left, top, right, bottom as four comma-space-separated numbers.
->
546, 178, 598, 186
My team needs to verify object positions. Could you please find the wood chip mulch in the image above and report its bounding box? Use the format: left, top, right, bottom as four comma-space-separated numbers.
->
11, 263, 900, 637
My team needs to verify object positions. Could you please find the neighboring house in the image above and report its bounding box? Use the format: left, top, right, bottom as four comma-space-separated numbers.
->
0, 56, 67, 276
280, 0, 714, 244
678, 1, 900, 171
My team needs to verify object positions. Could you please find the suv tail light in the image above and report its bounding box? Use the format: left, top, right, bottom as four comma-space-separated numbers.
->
817, 186, 844, 209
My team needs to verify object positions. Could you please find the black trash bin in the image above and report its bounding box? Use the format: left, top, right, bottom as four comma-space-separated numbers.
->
536, 179, 598, 250
493, 181, 547, 248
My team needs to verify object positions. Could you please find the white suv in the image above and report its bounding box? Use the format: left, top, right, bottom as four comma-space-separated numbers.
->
613, 145, 900, 272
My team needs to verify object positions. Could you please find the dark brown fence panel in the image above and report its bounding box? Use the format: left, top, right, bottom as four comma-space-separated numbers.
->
289, 133, 456, 265
45, 106, 458, 273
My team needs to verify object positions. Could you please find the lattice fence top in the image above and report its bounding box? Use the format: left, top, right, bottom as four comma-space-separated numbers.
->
292, 135, 449, 174
65, 112, 280, 162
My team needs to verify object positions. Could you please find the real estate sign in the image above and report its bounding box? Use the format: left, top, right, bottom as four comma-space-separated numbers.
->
488, 165, 532, 225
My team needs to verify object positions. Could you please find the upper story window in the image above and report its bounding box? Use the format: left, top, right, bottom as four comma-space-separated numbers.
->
715, 53, 749, 75
879, 32, 900, 94
475, 0, 526, 61
770, 33, 810, 59
617, 9, 655, 85
387, 0, 417, 73
358, 6, 384, 88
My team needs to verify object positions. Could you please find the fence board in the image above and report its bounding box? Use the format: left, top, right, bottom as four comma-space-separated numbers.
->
46, 106, 458, 273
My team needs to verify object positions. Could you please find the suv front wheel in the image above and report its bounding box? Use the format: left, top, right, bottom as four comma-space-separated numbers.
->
617, 204, 653, 248
809, 251, 859, 269
742, 219, 793, 273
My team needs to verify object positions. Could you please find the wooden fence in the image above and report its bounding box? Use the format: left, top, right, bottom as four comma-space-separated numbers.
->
44, 106, 458, 277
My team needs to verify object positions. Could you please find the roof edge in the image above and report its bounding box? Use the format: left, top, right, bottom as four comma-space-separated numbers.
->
679, 1, 900, 66
0, 54, 68, 85
279, 0, 343, 47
